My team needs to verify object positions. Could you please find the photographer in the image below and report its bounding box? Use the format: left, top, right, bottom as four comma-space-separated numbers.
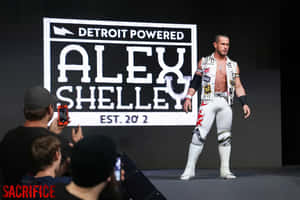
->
0, 86, 83, 185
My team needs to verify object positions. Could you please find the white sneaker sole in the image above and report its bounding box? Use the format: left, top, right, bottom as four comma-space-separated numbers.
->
220, 173, 236, 179
180, 175, 195, 180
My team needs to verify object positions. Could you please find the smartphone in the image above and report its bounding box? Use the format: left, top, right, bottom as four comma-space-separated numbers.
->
114, 157, 121, 181
57, 104, 69, 126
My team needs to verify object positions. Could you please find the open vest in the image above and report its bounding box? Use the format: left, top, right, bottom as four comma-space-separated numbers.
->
200, 53, 238, 105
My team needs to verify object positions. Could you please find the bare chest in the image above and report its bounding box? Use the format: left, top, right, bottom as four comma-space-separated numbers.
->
214, 62, 227, 91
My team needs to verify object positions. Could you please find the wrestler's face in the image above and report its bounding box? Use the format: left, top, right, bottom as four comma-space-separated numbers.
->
214, 36, 230, 56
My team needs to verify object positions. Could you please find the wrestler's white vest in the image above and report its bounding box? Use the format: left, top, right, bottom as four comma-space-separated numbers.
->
200, 53, 238, 105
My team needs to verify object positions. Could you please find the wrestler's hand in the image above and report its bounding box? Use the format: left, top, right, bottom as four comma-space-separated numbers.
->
243, 105, 251, 119
184, 99, 192, 113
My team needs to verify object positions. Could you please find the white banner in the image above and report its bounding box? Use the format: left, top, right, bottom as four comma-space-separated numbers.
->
44, 18, 198, 126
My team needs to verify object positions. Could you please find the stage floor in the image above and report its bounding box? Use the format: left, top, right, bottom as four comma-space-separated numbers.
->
143, 166, 300, 200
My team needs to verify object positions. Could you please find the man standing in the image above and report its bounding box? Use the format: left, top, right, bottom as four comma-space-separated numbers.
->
0, 86, 83, 185
180, 35, 251, 180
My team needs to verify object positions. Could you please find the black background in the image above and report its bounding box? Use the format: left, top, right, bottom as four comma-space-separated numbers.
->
0, 0, 295, 168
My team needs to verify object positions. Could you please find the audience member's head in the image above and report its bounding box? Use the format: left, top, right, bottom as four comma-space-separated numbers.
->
71, 134, 117, 187
31, 135, 62, 175
63, 134, 121, 200
23, 86, 58, 121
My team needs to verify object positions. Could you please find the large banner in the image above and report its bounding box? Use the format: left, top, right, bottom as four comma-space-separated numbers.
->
44, 18, 197, 126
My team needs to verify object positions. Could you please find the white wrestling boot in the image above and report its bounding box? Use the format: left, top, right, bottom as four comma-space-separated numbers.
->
180, 143, 203, 180
219, 145, 236, 179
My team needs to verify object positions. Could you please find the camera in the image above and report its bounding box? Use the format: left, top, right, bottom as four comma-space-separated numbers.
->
57, 104, 69, 126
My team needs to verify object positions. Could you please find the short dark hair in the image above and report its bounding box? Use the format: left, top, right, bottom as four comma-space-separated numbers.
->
71, 135, 117, 187
31, 135, 61, 172
24, 106, 50, 121
215, 34, 230, 43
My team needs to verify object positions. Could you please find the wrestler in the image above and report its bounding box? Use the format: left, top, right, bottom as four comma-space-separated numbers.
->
180, 34, 251, 180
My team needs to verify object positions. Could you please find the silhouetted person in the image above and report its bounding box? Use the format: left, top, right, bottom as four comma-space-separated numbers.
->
55, 134, 122, 200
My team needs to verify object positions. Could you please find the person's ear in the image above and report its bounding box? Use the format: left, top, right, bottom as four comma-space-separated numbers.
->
106, 176, 112, 182
213, 41, 217, 49
47, 104, 54, 115
54, 149, 61, 161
